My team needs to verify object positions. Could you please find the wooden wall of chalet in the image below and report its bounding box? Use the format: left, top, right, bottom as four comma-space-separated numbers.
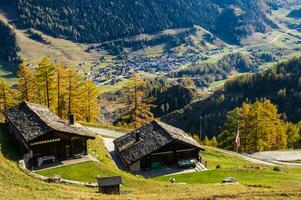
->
130, 141, 200, 170
29, 131, 88, 162
7, 121, 29, 151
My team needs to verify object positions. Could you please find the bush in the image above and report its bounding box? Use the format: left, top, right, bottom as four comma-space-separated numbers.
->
273, 166, 281, 172
216, 164, 221, 169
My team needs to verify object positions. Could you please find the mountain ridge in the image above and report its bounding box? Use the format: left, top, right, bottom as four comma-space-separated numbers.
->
3, 0, 274, 44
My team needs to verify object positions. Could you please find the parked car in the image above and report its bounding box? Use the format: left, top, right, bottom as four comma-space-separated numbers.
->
222, 177, 236, 183
178, 159, 197, 169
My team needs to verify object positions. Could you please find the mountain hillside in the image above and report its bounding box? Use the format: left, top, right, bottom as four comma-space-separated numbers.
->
162, 57, 301, 138
4, 0, 273, 44
0, 20, 20, 62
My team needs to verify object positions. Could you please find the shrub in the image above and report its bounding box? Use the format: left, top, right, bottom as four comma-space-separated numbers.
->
273, 166, 281, 172
216, 164, 221, 169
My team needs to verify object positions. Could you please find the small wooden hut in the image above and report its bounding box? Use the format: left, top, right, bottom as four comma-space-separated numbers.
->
114, 120, 204, 172
4, 101, 95, 167
97, 176, 122, 195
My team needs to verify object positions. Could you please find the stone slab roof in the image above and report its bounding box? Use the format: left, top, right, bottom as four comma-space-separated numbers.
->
114, 120, 203, 165
4, 101, 95, 143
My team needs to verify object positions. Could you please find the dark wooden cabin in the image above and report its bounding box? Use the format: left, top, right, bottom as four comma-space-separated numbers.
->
4, 101, 95, 167
97, 176, 122, 195
114, 120, 204, 172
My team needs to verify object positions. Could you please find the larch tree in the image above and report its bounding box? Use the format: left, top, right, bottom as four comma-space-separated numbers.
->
17, 63, 35, 102
211, 136, 218, 147
218, 108, 240, 150
285, 122, 300, 148
121, 73, 154, 129
82, 78, 100, 123
238, 102, 254, 152
203, 136, 211, 146
220, 99, 287, 152
56, 64, 68, 118
0, 80, 17, 112
66, 66, 84, 121
35, 57, 56, 110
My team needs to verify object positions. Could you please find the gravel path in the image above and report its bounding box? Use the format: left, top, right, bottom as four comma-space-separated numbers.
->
102, 138, 125, 169
87, 127, 126, 138
86, 126, 126, 169
209, 147, 276, 166
214, 148, 301, 166
251, 150, 301, 161
250, 151, 301, 166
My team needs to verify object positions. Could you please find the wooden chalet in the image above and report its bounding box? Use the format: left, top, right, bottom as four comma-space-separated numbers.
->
114, 120, 204, 172
4, 101, 95, 167
97, 176, 122, 195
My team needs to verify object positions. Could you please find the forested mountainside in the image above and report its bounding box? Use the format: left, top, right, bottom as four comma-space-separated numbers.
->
162, 57, 301, 138
288, 8, 301, 18
170, 53, 255, 87
4, 0, 273, 43
0, 20, 20, 62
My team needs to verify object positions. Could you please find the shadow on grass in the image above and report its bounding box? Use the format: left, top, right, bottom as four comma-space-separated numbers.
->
0, 123, 23, 161
0, 59, 18, 79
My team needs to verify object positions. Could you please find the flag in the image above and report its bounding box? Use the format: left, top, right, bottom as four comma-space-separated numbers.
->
235, 127, 240, 149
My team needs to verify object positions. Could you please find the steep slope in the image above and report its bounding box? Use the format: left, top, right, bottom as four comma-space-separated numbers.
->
162, 57, 301, 138
4, 0, 273, 44
0, 20, 20, 62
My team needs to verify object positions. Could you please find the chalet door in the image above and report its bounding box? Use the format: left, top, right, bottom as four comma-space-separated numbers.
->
71, 138, 85, 156
65, 145, 71, 158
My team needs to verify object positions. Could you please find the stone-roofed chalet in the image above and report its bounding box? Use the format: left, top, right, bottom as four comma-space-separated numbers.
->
4, 101, 95, 167
114, 120, 203, 171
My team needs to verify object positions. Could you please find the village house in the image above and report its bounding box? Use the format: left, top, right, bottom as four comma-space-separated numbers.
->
4, 101, 95, 167
114, 120, 204, 172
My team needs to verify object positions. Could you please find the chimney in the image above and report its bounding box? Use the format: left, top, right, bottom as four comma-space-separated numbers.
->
135, 132, 140, 142
68, 112, 75, 125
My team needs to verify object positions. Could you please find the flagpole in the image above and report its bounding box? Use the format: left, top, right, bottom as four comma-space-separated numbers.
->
236, 127, 238, 153
236, 122, 240, 153
235, 122, 240, 182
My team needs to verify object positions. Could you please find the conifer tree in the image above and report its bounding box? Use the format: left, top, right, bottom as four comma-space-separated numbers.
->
17, 63, 35, 102
0, 80, 17, 112
192, 134, 201, 144
56, 64, 68, 118
211, 136, 218, 147
220, 99, 287, 152
83, 78, 100, 123
203, 136, 211, 146
121, 73, 154, 129
285, 123, 299, 148
66, 66, 84, 121
218, 108, 240, 149
35, 57, 56, 110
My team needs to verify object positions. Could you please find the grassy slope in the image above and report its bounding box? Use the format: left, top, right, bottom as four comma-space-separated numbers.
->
1, 124, 301, 199
16, 29, 100, 66
38, 135, 147, 188
0, 59, 18, 85
201, 146, 251, 169
155, 147, 301, 190
155, 168, 301, 187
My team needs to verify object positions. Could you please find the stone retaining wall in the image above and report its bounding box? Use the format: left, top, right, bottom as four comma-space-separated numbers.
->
18, 158, 98, 188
